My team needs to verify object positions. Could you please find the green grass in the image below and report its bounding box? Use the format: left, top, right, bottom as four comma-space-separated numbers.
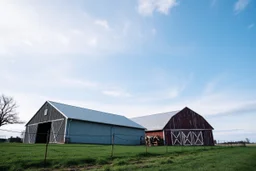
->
0, 143, 255, 171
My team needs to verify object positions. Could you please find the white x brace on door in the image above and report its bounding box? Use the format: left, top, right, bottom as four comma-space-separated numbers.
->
192, 131, 204, 145
171, 130, 204, 145
182, 131, 193, 145
171, 131, 182, 145
50, 119, 64, 143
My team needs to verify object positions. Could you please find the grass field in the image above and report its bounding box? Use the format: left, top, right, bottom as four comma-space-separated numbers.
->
0, 143, 256, 171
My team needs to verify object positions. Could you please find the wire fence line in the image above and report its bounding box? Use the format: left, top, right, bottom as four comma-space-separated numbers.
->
0, 128, 247, 168
0, 128, 248, 147
0, 128, 143, 137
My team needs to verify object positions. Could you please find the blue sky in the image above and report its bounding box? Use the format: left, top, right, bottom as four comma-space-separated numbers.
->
0, 0, 255, 142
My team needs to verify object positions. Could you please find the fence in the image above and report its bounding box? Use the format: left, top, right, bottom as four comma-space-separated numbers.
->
0, 128, 247, 169
216, 140, 246, 147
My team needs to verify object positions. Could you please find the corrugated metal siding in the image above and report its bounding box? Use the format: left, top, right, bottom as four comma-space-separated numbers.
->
66, 120, 144, 145
48, 101, 144, 129
113, 126, 145, 145
131, 111, 179, 131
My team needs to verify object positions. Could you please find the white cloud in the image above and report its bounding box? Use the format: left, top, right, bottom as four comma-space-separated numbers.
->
138, 0, 178, 16
234, 0, 250, 14
1, 76, 256, 142
102, 89, 132, 98
61, 78, 99, 89
0, 1, 255, 143
248, 23, 254, 29
137, 87, 184, 103
94, 19, 110, 29
22, 40, 33, 47
0, 1, 139, 56
87, 37, 98, 47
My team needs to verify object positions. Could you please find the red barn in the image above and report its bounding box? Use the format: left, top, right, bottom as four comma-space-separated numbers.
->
132, 107, 214, 146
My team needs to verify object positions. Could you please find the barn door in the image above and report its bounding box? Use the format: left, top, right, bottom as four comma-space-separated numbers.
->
27, 124, 38, 143
50, 119, 64, 143
192, 131, 204, 145
182, 131, 193, 146
171, 131, 182, 145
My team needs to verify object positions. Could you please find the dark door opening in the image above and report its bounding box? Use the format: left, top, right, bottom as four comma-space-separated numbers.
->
35, 122, 51, 143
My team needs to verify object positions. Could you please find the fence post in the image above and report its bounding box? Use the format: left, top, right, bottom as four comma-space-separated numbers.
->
44, 131, 50, 168
146, 144, 148, 154
111, 133, 115, 158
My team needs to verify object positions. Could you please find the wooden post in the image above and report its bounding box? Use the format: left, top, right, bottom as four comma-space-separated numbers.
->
145, 136, 148, 154
111, 133, 115, 158
44, 131, 50, 168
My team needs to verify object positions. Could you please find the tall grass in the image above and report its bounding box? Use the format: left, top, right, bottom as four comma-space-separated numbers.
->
0, 143, 255, 171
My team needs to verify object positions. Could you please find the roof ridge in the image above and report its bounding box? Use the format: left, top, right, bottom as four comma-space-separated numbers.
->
48, 100, 126, 118
132, 110, 180, 119
47, 100, 144, 129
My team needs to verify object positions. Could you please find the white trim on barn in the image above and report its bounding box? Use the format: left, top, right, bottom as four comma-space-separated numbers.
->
193, 131, 204, 145
27, 118, 65, 126
170, 130, 204, 146
63, 118, 68, 143
28, 126, 30, 144
162, 130, 165, 145
50, 119, 65, 143
165, 129, 212, 131
171, 131, 182, 145
47, 101, 68, 119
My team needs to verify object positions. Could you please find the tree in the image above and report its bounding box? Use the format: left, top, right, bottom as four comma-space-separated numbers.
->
245, 138, 250, 144
0, 94, 23, 127
8, 136, 22, 143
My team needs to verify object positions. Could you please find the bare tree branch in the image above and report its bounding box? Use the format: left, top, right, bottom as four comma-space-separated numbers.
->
0, 94, 24, 127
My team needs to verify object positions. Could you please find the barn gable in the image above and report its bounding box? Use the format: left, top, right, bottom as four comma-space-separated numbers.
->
24, 102, 67, 144
165, 107, 214, 130
25, 101, 67, 126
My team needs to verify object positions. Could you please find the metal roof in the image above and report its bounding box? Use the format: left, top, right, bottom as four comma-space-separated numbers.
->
131, 110, 180, 131
48, 101, 145, 129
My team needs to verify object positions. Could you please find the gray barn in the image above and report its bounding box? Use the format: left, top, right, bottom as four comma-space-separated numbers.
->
24, 101, 145, 145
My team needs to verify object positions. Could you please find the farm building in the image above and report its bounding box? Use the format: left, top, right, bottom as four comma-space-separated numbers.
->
132, 107, 214, 146
24, 101, 145, 145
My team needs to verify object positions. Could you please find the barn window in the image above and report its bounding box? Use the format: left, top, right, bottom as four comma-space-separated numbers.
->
44, 109, 48, 116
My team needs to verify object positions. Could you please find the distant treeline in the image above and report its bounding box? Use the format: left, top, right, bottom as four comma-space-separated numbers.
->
1, 136, 23, 143
220, 141, 247, 144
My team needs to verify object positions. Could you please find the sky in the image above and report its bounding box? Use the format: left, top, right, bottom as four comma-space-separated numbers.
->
0, 0, 255, 142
